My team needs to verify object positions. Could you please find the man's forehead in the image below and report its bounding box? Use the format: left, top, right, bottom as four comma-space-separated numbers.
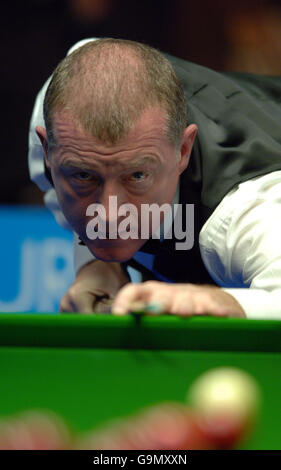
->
51, 107, 170, 148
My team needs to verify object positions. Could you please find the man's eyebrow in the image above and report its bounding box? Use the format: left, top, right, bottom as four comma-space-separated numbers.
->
119, 155, 161, 167
60, 157, 92, 168
59, 155, 160, 169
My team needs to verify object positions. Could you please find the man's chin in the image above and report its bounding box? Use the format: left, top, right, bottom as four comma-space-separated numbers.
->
86, 238, 146, 263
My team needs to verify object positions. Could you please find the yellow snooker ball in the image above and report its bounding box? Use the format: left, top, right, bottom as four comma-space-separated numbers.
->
187, 367, 261, 427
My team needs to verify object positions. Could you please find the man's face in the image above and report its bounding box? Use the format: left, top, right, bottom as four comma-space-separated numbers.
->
43, 107, 193, 262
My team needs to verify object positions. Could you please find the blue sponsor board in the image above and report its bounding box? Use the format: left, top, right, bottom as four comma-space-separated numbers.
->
0, 206, 74, 313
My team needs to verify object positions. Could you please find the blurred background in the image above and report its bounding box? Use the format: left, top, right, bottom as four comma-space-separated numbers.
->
1, 0, 281, 205
0, 0, 280, 312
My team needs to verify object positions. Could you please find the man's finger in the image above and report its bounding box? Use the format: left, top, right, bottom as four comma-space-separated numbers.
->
71, 294, 98, 314
59, 292, 97, 314
112, 281, 178, 316
59, 297, 72, 313
95, 298, 113, 314
169, 292, 195, 316
112, 282, 159, 315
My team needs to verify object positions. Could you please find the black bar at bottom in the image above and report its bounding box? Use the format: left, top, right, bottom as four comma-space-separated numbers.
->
0, 450, 280, 467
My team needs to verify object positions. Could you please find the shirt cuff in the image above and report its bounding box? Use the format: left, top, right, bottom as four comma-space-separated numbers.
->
222, 288, 281, 320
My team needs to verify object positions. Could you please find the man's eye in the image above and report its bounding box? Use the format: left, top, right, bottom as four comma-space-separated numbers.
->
75, 171, 92, 181
129, 171, 146, 181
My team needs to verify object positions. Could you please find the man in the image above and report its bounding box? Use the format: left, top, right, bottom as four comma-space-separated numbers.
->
29, 38, 281, 319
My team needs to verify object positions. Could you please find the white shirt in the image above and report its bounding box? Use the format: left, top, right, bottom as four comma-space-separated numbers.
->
28, 40, 281, 320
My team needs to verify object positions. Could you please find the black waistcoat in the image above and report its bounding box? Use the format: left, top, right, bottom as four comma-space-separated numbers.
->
122, 55, 281, 284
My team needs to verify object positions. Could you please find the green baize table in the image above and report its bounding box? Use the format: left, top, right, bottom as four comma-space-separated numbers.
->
0, 314, 280, 449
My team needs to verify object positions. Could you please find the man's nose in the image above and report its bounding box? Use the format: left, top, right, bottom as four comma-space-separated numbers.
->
98, 181, 127, 224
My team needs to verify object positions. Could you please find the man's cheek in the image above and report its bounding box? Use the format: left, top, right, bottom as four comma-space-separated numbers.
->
61, 201, 85, 231
54, 188, 89, 234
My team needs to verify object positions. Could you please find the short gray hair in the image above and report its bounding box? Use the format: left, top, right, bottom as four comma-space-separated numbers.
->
44, 38, 187, 148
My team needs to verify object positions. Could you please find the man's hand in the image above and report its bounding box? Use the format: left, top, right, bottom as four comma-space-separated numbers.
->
59, 260, 129, 313
112, 281, 246, 318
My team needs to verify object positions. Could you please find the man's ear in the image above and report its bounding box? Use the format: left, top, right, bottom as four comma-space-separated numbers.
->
36, 126, 50, 170
178, 124, 197, 175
